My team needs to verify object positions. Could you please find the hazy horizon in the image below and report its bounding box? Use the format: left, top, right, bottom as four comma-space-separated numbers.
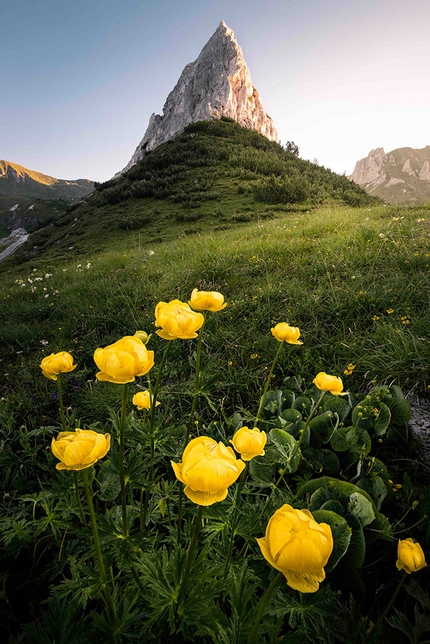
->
2, 0, 429, 182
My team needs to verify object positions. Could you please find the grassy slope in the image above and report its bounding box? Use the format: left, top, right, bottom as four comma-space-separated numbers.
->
1, 119, 429, 430
1, 118, 377, 268
1, 204, 429, 432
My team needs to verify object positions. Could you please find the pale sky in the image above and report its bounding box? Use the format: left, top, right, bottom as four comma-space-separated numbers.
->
2, 0, 429, 182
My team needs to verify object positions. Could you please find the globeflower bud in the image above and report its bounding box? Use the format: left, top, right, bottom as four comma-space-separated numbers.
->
51, 428, 110, 471
396, 538, 427, 574
171, 436, 245, 506
132, 390, 160, 410
188, 288, 227, 312
257, 504, 333, 593
231, 426, 267, 461
155, 300, 204, 340
40, 351, 77, 380
271, 323, 303, 344
134, 330, 151, 344
313, 372, 345, 396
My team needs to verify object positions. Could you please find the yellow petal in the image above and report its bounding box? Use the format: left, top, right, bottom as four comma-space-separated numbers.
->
284, 569, 326, 593
184, 486, 228, 506
171, 461, 186, 485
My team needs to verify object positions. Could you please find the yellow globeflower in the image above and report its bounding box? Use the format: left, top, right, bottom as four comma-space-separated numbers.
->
257, 504, 333, 593
132, 390, 160, 410
188, 288, 227, 312
51, 429, 110, 471
396, 538, 427, 574
171, 436, 245, 506
231, 426, 267, 461
313, 372, 345, 396
155, 300, 204, 340
94, 335, 154, 384
40, 351, 77, 381
271, 323, 303, 345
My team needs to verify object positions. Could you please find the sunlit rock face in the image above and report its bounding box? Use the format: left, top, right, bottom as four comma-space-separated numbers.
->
119, 21, 278, 174
349, 145, 430, 204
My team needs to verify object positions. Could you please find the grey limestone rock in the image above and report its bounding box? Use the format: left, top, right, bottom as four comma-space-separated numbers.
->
118, 21, 278, 175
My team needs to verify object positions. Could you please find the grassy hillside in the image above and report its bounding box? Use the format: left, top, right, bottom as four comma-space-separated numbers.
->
0, 198, 69, 239
0, 160, 93, 209
1, 118, 377, 267
1, 202, 429, 432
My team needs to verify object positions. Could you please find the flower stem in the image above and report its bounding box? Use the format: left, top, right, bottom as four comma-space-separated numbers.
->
130, 563, 146, 596
257, 467, 289, 523
247, 572, 283, 644
177, 505, 204, 605
291, 390, 327, 459
223, 464, 248, 577
177, 322, 205, 543
118, 383, 129, 536
255, 341, 284, 427
362, 572, 407, 644
141, 342, 171, 530
185, 316, 206, 445
56, 376, 67, 431
73, 472, 87, 527
82, 469, 116, 628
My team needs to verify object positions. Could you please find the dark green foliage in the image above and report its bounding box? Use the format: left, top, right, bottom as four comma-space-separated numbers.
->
253, 175, 311, 204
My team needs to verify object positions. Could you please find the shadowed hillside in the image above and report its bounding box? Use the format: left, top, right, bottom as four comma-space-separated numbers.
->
2, 119, 378, 268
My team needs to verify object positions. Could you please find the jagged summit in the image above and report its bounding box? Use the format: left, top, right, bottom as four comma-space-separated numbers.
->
349, 146, 430, 204
118, 21, 278, 175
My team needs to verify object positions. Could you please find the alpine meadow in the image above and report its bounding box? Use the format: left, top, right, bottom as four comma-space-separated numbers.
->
1, 118, 430, 643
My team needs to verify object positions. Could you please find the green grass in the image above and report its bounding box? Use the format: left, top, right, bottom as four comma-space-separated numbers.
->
1, 202, 429, 433
1, 123, 430, 642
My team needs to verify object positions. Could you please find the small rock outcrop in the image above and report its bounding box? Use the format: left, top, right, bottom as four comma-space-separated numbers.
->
350, 145, 430, 204
119, 21, 278, 174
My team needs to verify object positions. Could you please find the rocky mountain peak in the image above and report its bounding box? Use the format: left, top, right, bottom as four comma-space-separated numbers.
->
349, 145, 430, 204
119, 21, 278, 175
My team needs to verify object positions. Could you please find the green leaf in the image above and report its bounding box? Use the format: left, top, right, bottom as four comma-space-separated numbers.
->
268, 428, 301, 473
319, 500, 345, 515
330, 426, 358, 452
283, 421, 309, 450
309, 410, 337, 442
261, 390, 283, 417
249, 457, 276, 485
373, 402, 391, 436
356, 475, 387, 511
297, 477, 376, 509
280, 409, 302, 424
366, 511, 393, 542
312, 509, 352, 572
97, 460, 121, 501
283, 375, 303, 391
302, 448, 340, 476
342, 514, 366, 569
384, 385, 411, 425
347, 491, 375, 527
322, 395, 351, 422
346, 427, 371, 464
292, 396, 312, 415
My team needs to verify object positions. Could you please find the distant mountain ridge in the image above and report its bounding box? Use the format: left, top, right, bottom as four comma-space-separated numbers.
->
349, 146, 430, 204
0, 160, 94, 208
118, 21, 278, 175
